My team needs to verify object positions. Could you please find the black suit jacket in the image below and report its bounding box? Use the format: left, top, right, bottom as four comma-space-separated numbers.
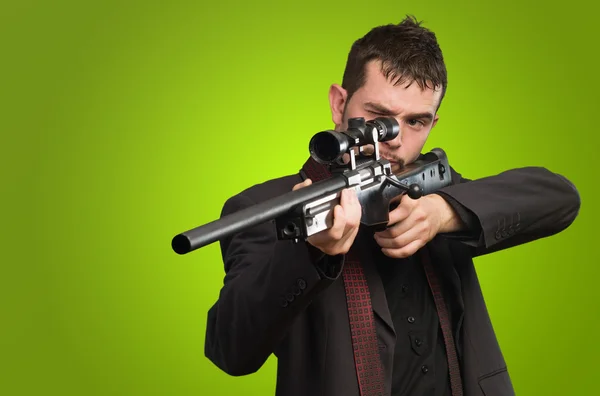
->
204, 163, 580, 396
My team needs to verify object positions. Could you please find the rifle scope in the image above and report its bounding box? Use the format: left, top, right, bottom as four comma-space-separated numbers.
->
308, 117, 399, 164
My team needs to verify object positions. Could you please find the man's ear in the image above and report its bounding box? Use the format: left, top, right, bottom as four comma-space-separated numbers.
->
432, 114, 439, 129
328, 84, 347, 127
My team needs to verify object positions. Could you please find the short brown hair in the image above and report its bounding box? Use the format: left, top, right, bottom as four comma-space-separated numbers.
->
341, 15, 448, 110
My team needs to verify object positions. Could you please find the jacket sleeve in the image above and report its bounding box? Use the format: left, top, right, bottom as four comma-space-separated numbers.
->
204, 190, 344, 376
434, 165, 581, 257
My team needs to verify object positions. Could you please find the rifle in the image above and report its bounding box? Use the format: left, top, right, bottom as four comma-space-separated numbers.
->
171, 117, 453, 255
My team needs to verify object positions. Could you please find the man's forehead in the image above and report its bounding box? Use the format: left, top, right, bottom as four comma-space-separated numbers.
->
359, 83, 440, 113
357, 61, 441, 111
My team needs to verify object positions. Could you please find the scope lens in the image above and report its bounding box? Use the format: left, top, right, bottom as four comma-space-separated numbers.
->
309, 131, 347, 163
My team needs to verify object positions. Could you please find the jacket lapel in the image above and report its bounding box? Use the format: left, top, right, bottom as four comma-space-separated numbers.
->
424, 236, 465, 358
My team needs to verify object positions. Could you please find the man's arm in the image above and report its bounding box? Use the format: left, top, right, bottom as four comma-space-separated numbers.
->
434, 165, 581, 257
204, 187, 344, 376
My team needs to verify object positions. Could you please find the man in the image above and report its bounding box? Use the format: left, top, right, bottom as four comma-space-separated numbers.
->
204, 16, 580, 396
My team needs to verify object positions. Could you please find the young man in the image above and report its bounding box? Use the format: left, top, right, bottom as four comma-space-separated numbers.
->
204, 16, 581, 396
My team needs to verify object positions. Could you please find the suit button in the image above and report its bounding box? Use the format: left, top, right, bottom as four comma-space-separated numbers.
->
297, 278, 307, 290
280, 298, 289, 308
421, 365, 429, 374
292, 285, 301, 296
415, 338, 423, 347
407, 316, 415, 324
495, 231, 502, 240
285, 293, 294, 302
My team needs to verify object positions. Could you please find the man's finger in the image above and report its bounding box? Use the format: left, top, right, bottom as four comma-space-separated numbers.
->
341, 188, 361, 227
374, 225, 421, 249
293, 178, 312, 191
387, 204, 411, 228
388, 193, 419, 226
331, 205, 348, 240
381, 239, 423, 259
313, 204, 346, 242
379, 207, 422, 238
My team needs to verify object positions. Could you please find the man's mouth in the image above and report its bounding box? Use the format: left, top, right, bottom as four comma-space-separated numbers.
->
381, 156, 405, 172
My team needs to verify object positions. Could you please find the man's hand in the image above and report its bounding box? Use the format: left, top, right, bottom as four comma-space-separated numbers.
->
292, 179, 362, 256
374, 193, 465, 258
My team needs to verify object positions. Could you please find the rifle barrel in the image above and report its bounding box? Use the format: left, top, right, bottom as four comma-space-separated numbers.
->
171, 175, 349, 254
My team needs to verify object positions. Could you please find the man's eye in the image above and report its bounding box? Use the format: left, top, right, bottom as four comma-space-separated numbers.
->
408, 119, 424, 127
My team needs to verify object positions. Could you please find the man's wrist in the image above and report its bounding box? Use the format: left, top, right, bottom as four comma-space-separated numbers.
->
431, 193, 466, 233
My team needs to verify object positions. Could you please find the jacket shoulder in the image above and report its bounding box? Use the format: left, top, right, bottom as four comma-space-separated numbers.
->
227, 173, 303, 207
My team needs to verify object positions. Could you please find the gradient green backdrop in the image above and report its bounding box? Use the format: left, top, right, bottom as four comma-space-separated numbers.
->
2, 0, 598, 395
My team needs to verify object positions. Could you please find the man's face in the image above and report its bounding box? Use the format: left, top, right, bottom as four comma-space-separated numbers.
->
329, 60, 442, 173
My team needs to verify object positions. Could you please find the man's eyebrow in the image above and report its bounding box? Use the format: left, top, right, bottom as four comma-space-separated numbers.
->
364, 102, 396, 115
364, 102, 434, 121
403, 112, 434, 121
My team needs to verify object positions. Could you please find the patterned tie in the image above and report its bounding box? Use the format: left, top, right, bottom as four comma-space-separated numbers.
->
301, 156, 463, 396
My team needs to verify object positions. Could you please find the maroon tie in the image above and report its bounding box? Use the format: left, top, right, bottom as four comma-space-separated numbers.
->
302, 156, 386, 394
301, 157, 463, 396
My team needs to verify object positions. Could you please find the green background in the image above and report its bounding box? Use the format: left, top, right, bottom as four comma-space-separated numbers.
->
2, 0, 598, 395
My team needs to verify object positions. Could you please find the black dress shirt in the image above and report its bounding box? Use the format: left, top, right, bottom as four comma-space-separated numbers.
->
370, 192, 481, 396
370, 237, 452, 396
